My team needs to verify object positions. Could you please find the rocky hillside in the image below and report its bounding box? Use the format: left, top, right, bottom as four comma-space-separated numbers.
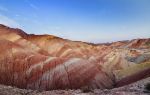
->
0, 24, 150, 91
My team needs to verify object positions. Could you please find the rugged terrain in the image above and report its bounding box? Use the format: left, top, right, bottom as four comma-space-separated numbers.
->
0, 24, 150, 92
0, 70, 149, 95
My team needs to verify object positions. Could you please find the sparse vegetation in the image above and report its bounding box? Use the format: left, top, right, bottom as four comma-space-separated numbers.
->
81, 86, 93, 93
145, 83, 150, 91
145, 42, 150, 46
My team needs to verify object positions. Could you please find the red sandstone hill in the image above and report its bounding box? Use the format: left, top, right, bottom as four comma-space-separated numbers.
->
0, 24, 150, 90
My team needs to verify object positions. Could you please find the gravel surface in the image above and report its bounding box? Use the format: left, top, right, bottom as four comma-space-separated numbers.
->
0, 77, 150, 95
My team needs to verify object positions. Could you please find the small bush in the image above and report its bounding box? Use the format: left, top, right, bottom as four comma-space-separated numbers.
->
145, 42, 150, 46
145, 83, 150, 91
81, 86, 92, 93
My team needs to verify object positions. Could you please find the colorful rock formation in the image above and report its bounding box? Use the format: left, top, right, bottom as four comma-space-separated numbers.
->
0, 24, 150, 90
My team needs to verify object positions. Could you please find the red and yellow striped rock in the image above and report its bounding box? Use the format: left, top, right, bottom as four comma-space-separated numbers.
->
0, 24, 150, 90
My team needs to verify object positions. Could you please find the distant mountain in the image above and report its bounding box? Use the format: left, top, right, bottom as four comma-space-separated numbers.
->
0, 24, 150, 90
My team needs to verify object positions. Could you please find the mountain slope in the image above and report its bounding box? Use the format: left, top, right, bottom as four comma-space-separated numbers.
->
0, 24, 149, 90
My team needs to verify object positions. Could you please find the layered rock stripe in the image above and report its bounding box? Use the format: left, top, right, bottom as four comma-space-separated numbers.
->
0, 24, 150, 90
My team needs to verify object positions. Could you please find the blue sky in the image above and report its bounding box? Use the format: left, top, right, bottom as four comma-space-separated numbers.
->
0, 0, 150, 43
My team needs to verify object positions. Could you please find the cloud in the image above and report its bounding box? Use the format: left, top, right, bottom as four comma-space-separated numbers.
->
29, 3, 38, 10
0, 5, 8, 12
25, 0, 38, 10
15, 14, 20, 17
0, 14, 21, 28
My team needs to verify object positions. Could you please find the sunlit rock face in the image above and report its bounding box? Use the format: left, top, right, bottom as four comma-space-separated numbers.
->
0, 24, 150, 90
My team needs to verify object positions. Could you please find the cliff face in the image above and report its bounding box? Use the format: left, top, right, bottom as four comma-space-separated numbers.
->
0, 24, 150, 90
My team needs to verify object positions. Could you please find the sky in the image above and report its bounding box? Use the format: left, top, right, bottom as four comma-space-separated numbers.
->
0, 0, 150, 43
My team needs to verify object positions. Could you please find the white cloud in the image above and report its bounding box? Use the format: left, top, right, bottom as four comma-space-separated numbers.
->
25, 0, 38, 10
29, 3, 38, 10
0, 14, 21, 28
15, 14, 20, 17
0, 5, 8, 12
